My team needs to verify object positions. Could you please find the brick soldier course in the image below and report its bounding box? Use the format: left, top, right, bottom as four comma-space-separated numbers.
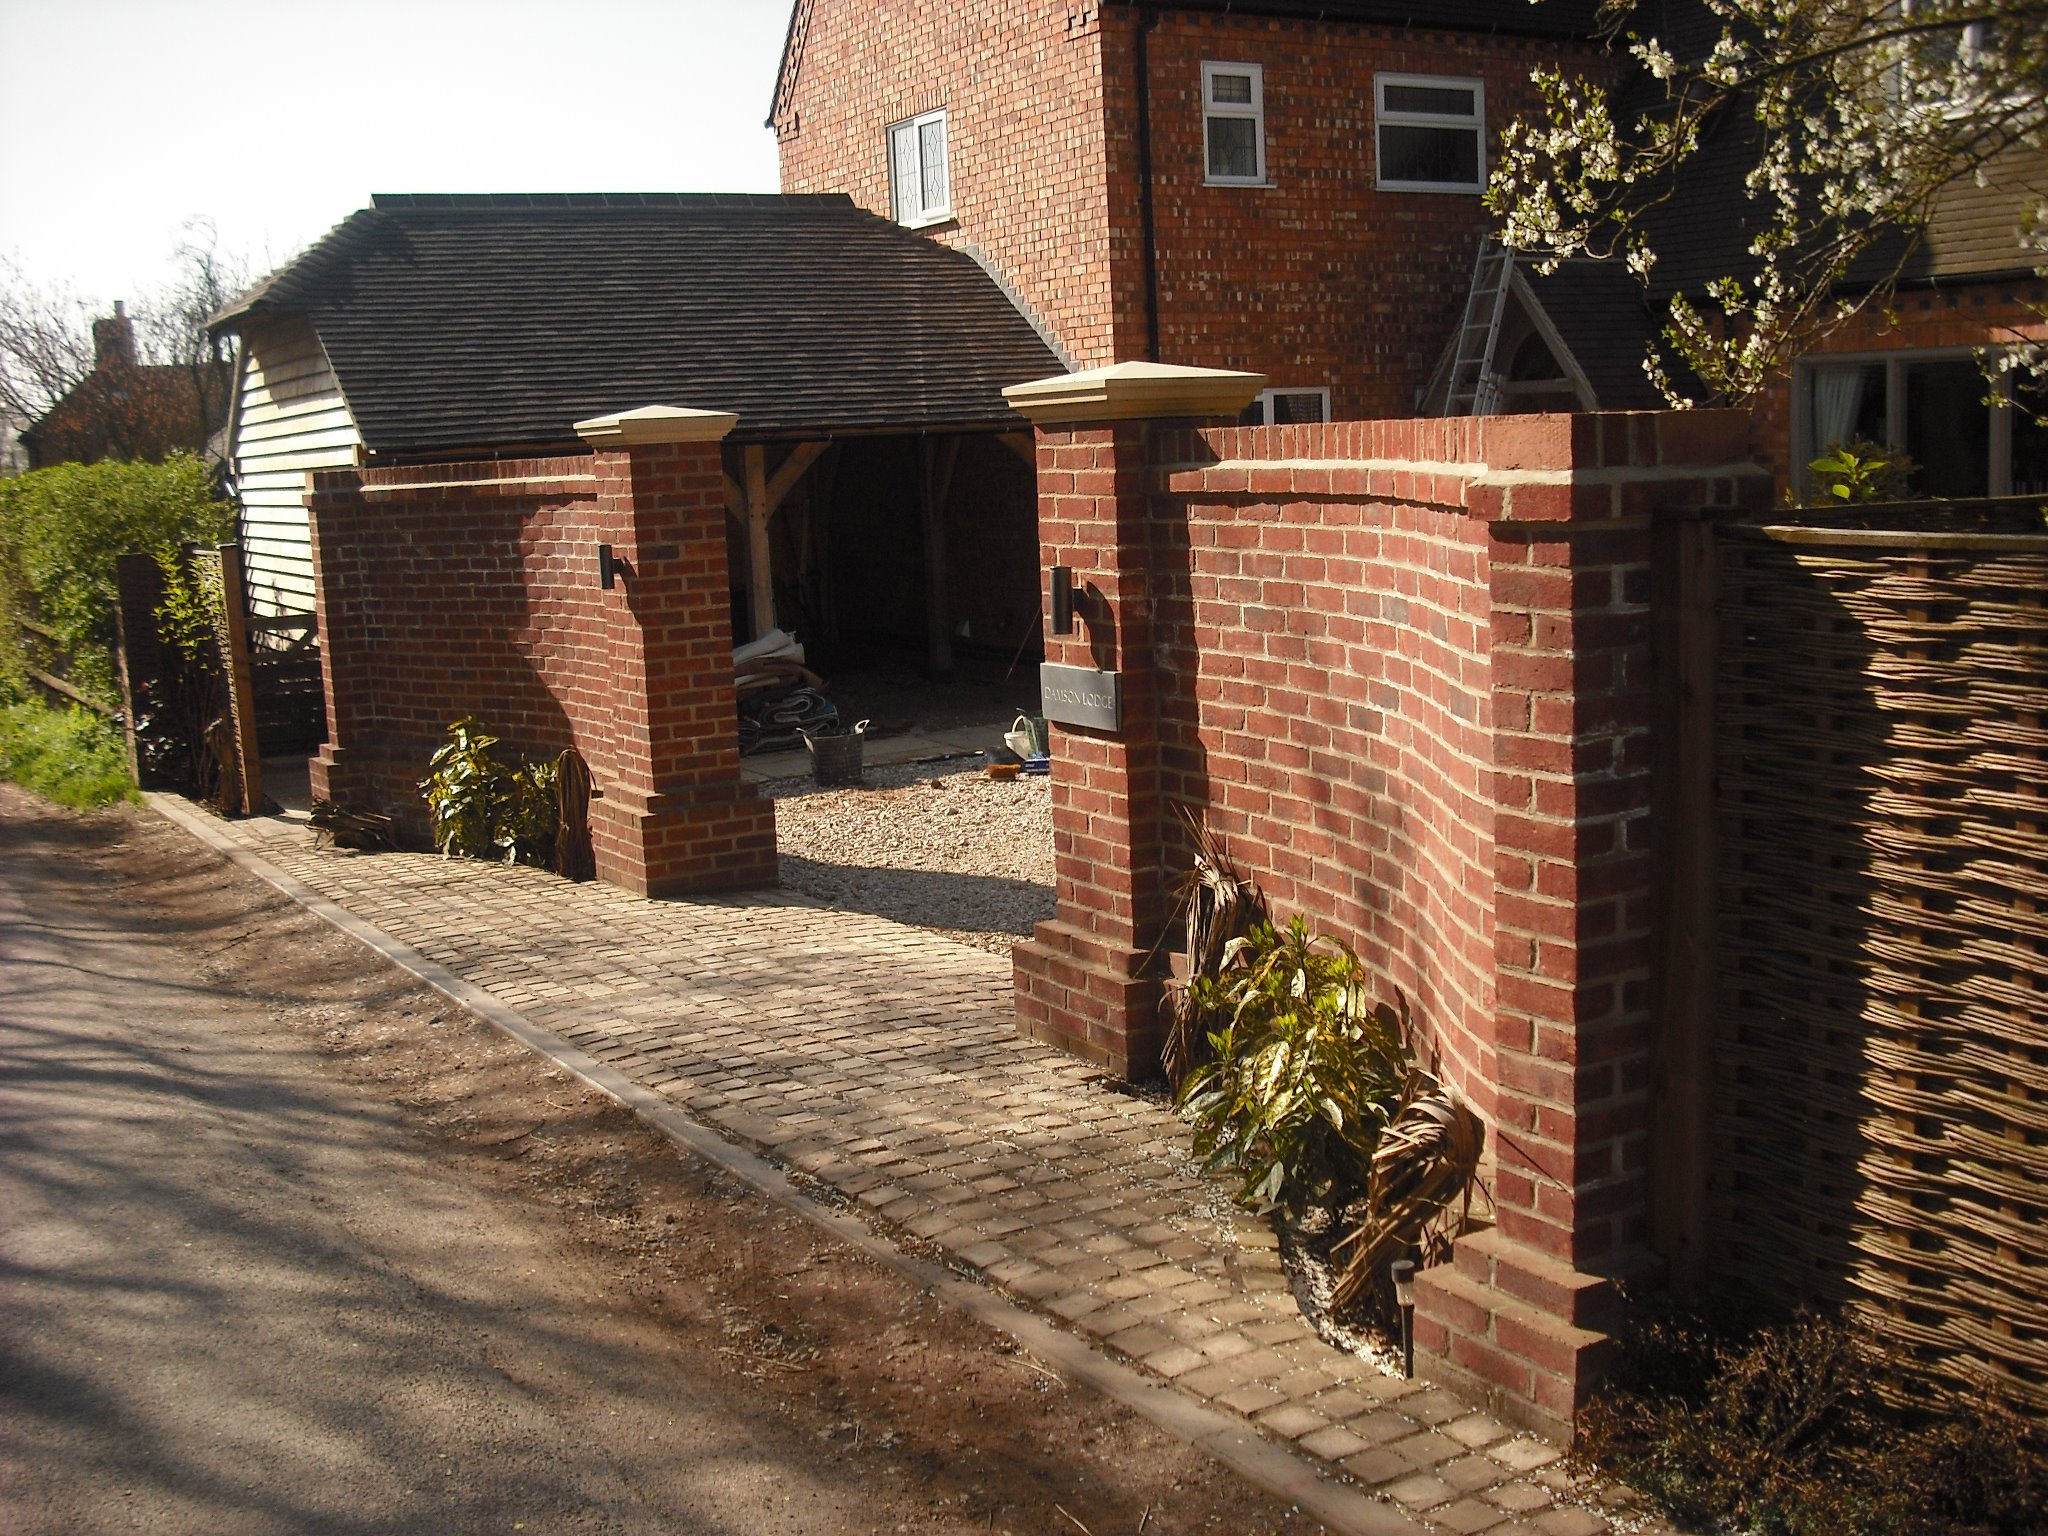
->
179, 801, 1661, 1536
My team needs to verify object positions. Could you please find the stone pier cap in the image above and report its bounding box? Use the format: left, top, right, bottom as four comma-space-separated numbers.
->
575, 403, 739, 447
1003, 361, 1267, 425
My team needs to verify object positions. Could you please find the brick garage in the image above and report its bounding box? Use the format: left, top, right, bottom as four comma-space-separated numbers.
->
309, 410, 777, 898
1005, 363, 1772, 1436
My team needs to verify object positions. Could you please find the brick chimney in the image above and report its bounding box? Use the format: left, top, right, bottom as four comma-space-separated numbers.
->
92, 301, 137, 370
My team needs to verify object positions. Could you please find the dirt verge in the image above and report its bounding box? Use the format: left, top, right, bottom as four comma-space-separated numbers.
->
23, 789, 1327, 1536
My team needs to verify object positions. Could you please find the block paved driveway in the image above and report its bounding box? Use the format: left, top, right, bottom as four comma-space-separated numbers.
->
189, 805, 1644, 1536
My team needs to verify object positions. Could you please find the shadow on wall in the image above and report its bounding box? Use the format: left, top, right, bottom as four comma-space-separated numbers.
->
1708, 507, 2048, 1414
1141, 424, 1494, 1115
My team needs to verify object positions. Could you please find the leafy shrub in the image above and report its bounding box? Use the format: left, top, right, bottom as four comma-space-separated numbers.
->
418, 717, 559, 867
1805, 437, 1917, 505
1576, 1306, 2048, 1536
130, 547, 228, 798
0, 700, 137, 808
0, 456, 232, 707
1177, 917, 1410, 1214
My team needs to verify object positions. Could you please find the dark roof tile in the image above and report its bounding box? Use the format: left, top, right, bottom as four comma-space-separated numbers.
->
213, 193, 1064, 457
1114, 0, 1601, 38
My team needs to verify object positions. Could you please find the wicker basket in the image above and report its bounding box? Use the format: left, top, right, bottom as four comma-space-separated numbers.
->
804, 720, 868, 789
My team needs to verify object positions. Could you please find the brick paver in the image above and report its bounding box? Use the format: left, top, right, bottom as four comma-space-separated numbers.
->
210, 812, 1665, 1536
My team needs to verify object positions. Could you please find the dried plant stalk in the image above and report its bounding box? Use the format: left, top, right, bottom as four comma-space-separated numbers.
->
1160, 807, 1266, 1091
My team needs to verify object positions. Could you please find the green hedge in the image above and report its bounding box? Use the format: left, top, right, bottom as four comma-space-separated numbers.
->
0, 455, 232, 708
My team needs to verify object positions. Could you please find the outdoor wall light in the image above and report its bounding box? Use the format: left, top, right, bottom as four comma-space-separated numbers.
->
1050, 565, 1076, 634
1391, 1259, 1417, 1379
598, 544, 622, 590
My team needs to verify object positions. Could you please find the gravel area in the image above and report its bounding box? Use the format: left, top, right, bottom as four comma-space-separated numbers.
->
765, 757, 1055, 953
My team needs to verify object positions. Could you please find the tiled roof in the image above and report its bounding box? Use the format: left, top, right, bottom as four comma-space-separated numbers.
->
1114, 0, 1601, 37
212, 193, 1065, 457
1627, 121, 2046, 297
1518, 261, 1676, 411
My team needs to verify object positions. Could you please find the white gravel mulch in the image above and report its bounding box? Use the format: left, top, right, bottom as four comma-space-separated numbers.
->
764, 758, 1055, 953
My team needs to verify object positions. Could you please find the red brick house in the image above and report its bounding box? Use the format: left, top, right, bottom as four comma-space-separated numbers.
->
773, 0, 2045, 496
773, 0, 1609, 424
20, 304, 231, 471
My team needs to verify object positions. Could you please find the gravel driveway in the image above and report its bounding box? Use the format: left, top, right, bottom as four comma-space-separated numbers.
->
765, 758, 1054, 953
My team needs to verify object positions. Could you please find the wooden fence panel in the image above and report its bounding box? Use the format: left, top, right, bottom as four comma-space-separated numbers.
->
1711, 505, 2048, 1411
13, 614, 115, 716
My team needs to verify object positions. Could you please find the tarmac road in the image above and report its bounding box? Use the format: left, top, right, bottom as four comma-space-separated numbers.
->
0, 790, 972, 1536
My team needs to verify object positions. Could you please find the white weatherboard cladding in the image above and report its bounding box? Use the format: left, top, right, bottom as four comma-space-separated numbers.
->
231, 318, 361, 619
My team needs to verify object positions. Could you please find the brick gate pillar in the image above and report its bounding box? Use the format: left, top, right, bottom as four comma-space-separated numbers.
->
1002, 364, 1264, 1078
1411, 411, 1772, 1439
573, 406, 778, 897
306, 467, 377, 811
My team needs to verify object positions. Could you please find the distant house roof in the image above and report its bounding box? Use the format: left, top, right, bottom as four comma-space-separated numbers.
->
1517, 261, 1674, 412
21, 306, 229, 470
210, 193, 1065, 459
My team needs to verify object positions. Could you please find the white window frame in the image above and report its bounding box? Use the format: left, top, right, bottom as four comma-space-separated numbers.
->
1250, 386, 1331, 425
1202, 61, 1267, 186
887, 108, 952, 228
1374, 73, 1485, 194
1792, 346, 2032, 497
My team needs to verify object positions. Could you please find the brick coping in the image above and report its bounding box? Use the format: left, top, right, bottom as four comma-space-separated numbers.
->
152, 796, 1665, 1536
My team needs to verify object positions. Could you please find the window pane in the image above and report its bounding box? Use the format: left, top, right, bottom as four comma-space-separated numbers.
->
2010, 381, 2048, 496
1382, 83, 1475, 117
1208, 117, 1259, 179
1379, 124, 1478, 186
1904, 359, 1991, 497
1210, 71, 1254, 105
1270, 391, 1327, 424
890, 122, 921, 221
919, 118, 948, 212
1809, 362, 1886, 451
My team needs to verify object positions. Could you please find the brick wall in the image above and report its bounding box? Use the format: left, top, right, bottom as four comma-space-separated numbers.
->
776, 0, 1609, 412
1115, 11, 1610, 417
307, 440, 776, 897
776, 0, 1119, 364
1012, 394, 1772, 1434
1150, 428, 1500, 1127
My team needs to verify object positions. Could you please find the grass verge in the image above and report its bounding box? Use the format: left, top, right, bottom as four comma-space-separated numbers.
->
0, 699, 138, 809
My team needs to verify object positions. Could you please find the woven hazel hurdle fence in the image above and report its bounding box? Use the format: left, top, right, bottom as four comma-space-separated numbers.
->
1711, 502, 2047, 1412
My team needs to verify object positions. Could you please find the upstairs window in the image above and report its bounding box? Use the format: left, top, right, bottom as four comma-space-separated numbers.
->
1375, 74, 1484, 192
1203, 62, 1266, 185
889, 108, 951, 227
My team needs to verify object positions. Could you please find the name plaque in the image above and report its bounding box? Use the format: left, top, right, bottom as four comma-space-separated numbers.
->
1039, 662, 1123, 733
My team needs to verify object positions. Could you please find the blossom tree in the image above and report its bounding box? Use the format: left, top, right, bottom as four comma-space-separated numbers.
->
1487, 0, 2048, 403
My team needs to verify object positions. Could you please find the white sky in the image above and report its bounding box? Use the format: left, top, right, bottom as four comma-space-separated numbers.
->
0, 0, 790, 305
